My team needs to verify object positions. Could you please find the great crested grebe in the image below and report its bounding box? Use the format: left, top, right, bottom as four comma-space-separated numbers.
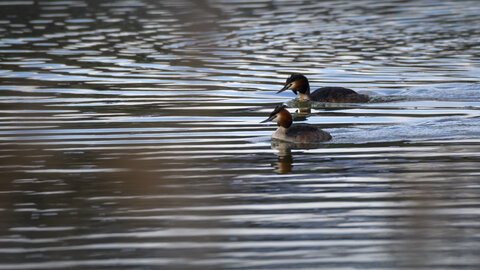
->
277, 73, 369, 103
261, 104, 332, 143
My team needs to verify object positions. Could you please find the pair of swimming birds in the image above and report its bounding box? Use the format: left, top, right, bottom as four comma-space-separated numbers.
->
262, 73, 369, 143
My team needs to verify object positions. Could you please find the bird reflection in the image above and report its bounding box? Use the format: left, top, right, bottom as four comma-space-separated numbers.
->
271, 140, 293, 174
270, 139, 325, 174
287, 99, 311, 117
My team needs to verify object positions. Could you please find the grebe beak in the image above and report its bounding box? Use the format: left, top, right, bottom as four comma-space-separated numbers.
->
277, 83, 291, 94
260, 115, 276, 123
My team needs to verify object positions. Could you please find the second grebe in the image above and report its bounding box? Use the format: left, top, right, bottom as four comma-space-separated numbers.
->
261, 105, 332, 143
277, 73, 369, 103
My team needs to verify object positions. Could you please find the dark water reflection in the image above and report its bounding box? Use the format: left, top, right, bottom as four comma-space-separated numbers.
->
1, 0, 480, 269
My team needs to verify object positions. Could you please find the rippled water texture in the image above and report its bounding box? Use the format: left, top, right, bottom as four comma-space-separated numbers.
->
1, 0, 480, 269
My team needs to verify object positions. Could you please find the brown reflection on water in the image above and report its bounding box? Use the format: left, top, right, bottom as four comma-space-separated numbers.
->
1, 143, 229, 267
99, 155, 228, 266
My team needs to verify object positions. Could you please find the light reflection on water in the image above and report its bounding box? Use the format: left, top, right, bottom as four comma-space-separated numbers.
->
1, 0, 480, 269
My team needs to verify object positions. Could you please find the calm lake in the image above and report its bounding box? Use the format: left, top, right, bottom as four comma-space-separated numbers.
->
1, 0, 480, 269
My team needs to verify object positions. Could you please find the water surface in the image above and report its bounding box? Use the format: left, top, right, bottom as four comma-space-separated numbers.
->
1, 0, 480, 269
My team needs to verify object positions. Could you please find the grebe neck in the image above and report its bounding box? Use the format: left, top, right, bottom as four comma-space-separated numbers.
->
276, 109, 292, 128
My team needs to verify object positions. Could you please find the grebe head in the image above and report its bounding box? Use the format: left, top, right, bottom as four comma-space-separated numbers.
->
277, 73, 310, 95
261, 104, 292, 128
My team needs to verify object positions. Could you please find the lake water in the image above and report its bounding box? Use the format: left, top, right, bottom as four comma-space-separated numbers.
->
1, 0, 480, 269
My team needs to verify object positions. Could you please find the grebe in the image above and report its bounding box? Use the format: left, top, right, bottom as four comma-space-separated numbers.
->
277, 73, 369, 103
261, 105, 332, 143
